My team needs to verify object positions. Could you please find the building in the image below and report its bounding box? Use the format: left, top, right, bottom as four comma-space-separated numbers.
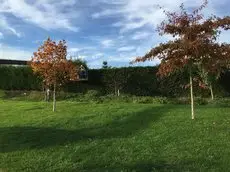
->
0, 59, 28, 66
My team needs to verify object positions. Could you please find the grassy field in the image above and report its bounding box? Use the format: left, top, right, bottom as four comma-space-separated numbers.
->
0, 100, 230, 172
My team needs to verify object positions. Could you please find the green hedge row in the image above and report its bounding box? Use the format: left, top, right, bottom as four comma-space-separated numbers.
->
0, 66, 42, 90
0, 66, 229, 97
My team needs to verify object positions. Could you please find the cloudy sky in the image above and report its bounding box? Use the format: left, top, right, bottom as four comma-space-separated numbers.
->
0, 0, 230, 68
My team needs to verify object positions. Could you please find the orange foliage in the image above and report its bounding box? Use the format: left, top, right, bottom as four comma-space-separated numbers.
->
30, 38, 78, 88
133, 0, 230, 77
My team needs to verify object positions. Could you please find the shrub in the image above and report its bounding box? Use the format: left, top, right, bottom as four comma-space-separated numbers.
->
152, 97, 170, 104
0, 90, 5, 98
84, 90, 101, 100
174, 97, 190, 105
26, 91, 44, 101
195, 97, 209, 105
208, 98, 230, 107
132, 96, 153, 104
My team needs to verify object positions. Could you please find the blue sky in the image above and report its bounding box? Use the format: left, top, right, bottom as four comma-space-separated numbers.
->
0, 0, 230, 68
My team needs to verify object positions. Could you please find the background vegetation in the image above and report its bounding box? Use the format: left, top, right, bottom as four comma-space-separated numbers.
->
0, 66, 229, 98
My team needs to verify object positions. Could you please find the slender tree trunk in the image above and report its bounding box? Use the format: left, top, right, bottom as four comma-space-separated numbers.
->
114, 81, 117, 96
190, 68, 195, 120
53, 83, 56, 112
118, 89, 120, 97
44, 88, 47, 102
210, 84, 214, 100
47, 88, 50, 102
43, 85, 47, 102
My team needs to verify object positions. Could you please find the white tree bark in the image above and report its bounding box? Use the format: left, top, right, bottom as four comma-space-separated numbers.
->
114, 81, 117, 96
44, 88, 47, 102
190, 69, 195, 120
53, 84, 56, 112
210, 84, 214, 100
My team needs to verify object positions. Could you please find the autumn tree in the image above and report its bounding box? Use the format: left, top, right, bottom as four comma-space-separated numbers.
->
133, 0, 230, 119
197, 65, 216, 100
30, 38, 78, 112
198, 43, 230, 100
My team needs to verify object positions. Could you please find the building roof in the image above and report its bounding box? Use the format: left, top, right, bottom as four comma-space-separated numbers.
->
0, 59, 28, 65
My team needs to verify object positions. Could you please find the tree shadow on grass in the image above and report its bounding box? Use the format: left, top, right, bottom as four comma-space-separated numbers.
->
0, 105, 174, 153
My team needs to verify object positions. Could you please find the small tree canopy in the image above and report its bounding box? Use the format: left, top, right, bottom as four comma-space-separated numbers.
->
30, 38, 78, 111
132, 0, 230, 119
133, 0, 230, 77
30, 38, 78, 88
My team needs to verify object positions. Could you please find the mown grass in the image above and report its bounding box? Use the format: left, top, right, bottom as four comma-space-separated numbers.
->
0, 100, 230, 171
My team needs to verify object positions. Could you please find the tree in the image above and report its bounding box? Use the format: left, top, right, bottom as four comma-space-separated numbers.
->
197, 65, 215, 100
102, 68, 128, 96
197, 64, 219, 100
133, 0, 230, 119
30, 38, 78, 112
196, 43, 230, 100
102, 61, 108, 69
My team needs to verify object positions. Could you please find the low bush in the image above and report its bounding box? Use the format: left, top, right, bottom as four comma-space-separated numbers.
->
0, 90, 227, 106
195, 97, 209, 105
84, 90, 101, 100
133, 96, 153, 104
152, 97, 171, 104
208, 98, 230, 107
0, 90, 6, 98
131, 96, 172, 104
171, 97, 209, 105
174, 97, 190, 105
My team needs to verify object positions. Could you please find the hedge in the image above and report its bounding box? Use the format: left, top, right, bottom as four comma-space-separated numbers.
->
0, 66, 42, 90
0, 66, 229, 97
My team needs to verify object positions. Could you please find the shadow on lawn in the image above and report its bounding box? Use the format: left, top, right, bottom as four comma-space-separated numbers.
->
0, 105, 173, 153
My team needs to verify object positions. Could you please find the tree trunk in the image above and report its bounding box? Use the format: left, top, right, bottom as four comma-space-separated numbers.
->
210, 84, 214, 100
44, 88, 47, 102
53, 84, 56, 112
45, 88, 50, 102
114, 82, 117, 96
190, 68, 195, 120
118, 89, 120, 97
47, 88, 50, 102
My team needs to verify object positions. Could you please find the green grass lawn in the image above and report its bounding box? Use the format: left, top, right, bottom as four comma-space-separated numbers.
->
0, 100, 230, 172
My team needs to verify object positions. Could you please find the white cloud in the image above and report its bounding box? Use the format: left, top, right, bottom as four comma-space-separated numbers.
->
93, 0, 222, 33
76, 55, 87, 60
101, 39, 114, 48
0, 15, 21, 37
0, 44, 32, 60
95, 53, 104, 57
108, 55, 133, 62
69, 48, 81, 53
0, 0, 79, 32
92, 9, 121, 19
132, 31, 152, 40
117, 46, 135, 52
67, 46, 97, 57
